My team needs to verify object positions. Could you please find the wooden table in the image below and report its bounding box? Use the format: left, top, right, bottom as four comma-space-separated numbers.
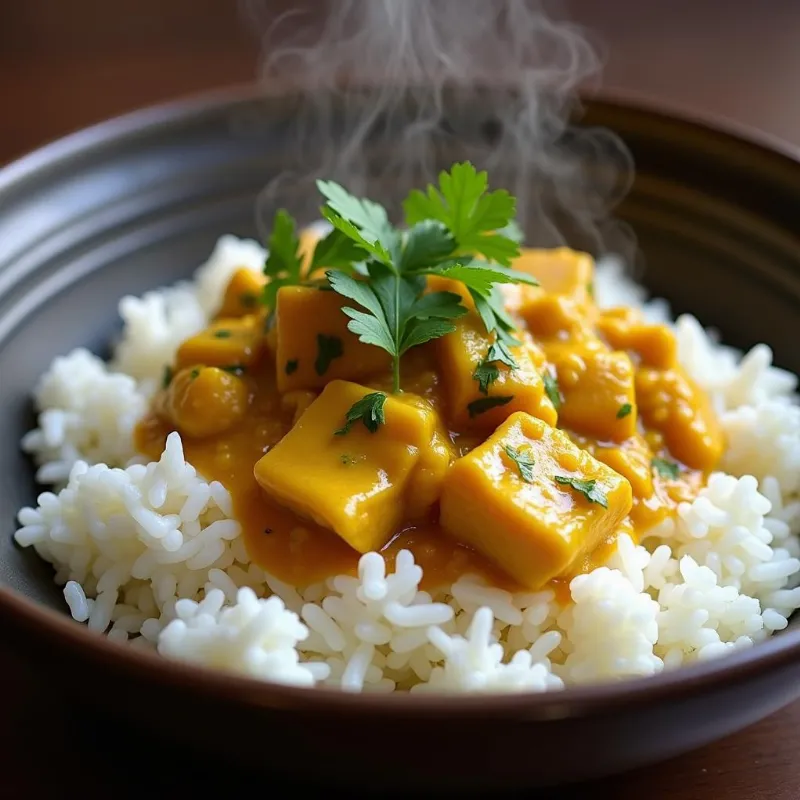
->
2, 2, 799, 796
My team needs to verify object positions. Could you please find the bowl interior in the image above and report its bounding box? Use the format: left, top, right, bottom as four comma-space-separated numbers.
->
1, 86, 799, 625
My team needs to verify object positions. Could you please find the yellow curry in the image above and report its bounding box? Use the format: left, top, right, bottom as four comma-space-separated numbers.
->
136, 227, 723, 599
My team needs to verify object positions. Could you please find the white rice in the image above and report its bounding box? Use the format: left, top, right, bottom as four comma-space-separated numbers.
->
13, 239, 800, 692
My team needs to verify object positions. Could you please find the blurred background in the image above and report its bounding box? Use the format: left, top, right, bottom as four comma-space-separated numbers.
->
2, 0, 800, 165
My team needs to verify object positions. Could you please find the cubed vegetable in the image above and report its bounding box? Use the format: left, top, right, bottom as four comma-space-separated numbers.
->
547, 340, 637, 442
597, 308, 678, 369
161, 366, 248, 438
636, 367, 724, 472
254, 381, 437, 553
219, 268, 266, 318
439, 412, 633, 589
275, 286, 391, 393
435, 314, 557, 431
175, 315, 264, 371
513, 247, 594, 301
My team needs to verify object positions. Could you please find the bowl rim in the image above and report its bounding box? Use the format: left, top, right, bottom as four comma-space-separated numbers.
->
2, 82, 800, 717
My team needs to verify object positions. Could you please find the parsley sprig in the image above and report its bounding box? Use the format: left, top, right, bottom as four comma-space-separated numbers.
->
319, 162, 537, 393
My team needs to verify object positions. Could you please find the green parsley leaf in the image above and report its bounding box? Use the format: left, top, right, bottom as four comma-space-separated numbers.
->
315, 334, 344, 376
652, 457, 680, 480
587, 281, 595, 299
486, 340, 518, 370
161, 365, 173, 389
554, 476, 608, 508
470, 288, 520, 347
429, 261, 537, 295
285, 359, 299, 375
262, 209, 303, 311
213, 329, 232, 339
403, 162, 520, 266
616, 403, 633, 419
472, 360, 500, 395
400, 220, 456, 272
310, 228, 369, 272
504, 445, 535, 483
189, 367, 200, 380
467, 395, 514, 418
335, 392, 387, 436
543, 371, 562, 409
317, 180, 400, 267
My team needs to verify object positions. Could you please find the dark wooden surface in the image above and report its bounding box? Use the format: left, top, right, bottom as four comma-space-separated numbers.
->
2, 2, 799, 796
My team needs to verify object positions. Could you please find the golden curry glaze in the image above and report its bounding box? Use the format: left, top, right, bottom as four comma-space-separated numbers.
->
135, 245, 724, 594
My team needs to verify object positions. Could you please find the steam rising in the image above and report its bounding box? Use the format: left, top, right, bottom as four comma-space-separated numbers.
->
243, 0, 634, 257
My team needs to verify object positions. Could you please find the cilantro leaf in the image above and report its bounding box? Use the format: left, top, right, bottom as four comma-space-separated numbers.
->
400, 317, 458, 353
543, 371, 562, 410
314, 334, 344, 376
616, 403, 633, 419
285, 359, 299, 375
504, 445, 535, 483
470, 288, 520, 346
317, 180, 400, 265
486, 340, 518, 370
554, 476, 608, 508
408, 291, 467, 320
310, 229, 369, 271
161, 365, 173, 389
402, 162, 520, 266
400, 220, 455, 272
472, 361, 500, 394
335, 392, 387, 436
467, 395, 514, 418
262, 209, 303, 310
652, 457, 680, 480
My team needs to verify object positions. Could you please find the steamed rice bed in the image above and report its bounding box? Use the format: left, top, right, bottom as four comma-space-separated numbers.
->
14, 233, 800, 693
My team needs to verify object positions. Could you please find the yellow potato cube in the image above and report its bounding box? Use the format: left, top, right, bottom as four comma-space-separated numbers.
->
597, 308, 678, 369
254, 381, 436, 553
439, 412, 633, 589
176, 315, 264, 371
275, 286, 390, 393
219, 268, 266, 318
547, 340, 638, 442
513, 247, 594, 300
435, 313, 557, 431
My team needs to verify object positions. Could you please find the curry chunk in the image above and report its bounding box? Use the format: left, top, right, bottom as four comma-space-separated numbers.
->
513, 247, 594, 299
636, 367, 724, 472
435, 313, 557, 431
548, 340, 638, 442
219, 268, 266, 318
176, 315, 264, 371
275, 286, 391, 393
597, 308, 677, 369
161, 365, 248, 439
254, 381, 438, 553
439, 412, 633, 589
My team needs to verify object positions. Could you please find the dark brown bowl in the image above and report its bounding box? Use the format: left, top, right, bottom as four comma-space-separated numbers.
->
1, 86, 799, 792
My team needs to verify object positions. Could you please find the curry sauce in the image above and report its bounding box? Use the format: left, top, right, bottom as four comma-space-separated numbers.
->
135, 245, 722, 595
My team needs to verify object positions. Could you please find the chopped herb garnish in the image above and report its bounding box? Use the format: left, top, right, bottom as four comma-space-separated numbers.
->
261, 209, 304, 311
616, 403, 633, 419
213, 329, 232, 339
189, 368, 200, 380
554, 475, 608, 508
543, 372, 562, 410
335, 392, 387, 436
504, 445, 535, 483
263, 527, 273, 535
162, 365, 173, 389
587, 281, 594, 299
473, 360, 501, 395
472, 339, 519, 395
467, 395, 514, 418
285, 359, 299, 375
315, 334, 344, 376
220, 364, 246, 376
340, 454, 356, 465
318, 162, 537, 393
240, 291, 258, 308
652, 457, 680, 480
